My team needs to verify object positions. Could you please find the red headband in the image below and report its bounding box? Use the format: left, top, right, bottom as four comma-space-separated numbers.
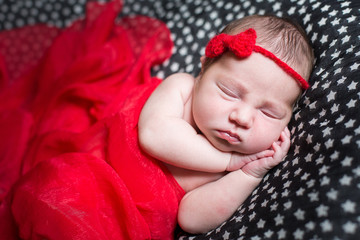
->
205, 28, 309, 90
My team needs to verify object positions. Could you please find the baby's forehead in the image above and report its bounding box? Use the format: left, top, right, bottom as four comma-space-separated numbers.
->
213, 52, 302, 100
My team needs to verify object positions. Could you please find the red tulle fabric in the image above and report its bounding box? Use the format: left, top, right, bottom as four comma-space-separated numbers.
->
0, 0, 184, 239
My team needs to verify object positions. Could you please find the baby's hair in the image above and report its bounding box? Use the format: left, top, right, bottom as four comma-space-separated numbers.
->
202, 15, 314, 81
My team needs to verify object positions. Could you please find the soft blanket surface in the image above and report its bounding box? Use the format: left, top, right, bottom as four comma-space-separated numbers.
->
0, 1, 184, 239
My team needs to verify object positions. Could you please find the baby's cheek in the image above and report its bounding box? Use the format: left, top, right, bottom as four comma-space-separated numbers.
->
252, 126, 281, 151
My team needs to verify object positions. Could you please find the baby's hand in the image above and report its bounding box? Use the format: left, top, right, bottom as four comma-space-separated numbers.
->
240, 127, 291, 179
226, 149, 274, 172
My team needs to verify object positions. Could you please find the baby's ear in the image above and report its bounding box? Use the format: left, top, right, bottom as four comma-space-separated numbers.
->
199, 56, 206, 75
200, 56, 206, 65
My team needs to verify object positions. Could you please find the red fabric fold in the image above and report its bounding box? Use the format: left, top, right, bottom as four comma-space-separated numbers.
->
0, 1, 184, 239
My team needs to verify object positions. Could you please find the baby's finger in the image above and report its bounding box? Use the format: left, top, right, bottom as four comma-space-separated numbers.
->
258, 149, 275, 158
284, 127, 291, 138
279, 131, 291, 152
271, 142, 285, 164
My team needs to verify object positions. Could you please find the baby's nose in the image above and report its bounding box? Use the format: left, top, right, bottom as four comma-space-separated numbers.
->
229, 106, 254, 129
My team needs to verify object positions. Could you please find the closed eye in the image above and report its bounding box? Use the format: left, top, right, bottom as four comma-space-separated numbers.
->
260, 108, 284, 119
217, 83, 239, 99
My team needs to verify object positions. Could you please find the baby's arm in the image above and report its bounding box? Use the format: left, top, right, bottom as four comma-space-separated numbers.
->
178, 129, 290, 234
138, 73, 271, 172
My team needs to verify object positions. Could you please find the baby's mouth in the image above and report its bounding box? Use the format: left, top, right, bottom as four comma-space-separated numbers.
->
218, 130, 241, 144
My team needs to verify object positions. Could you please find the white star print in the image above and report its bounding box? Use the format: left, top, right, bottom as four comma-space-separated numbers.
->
296, 188, 305, 196
341, 200, 356, 213
270, 202, 278, 212
222, 231, 230, 240
334, 67, 342, 75
294, 209, 305, 220
305, 23, 313, 33
271, 192, 278, 200
319, 34, 328, 43
301, 172, 310, 181
306, 134, 313, 144
283, 200, 292, 209
319, 165, 329, 175
248, 202, 256, 210
305, 153, 313, 162
326, 188, 338, 200
294, 168, 302, 176
250, 235, 261, 240
341, 135, 352, 144
316, 204, 329, 217
239, 226, 247, 235
341, 1, 351, 7
287, 6, 296, 15
308, 101, 317, 110
306, 179, 315, 188
330, 151, 340, 160
331, 50, 340, 59
308, 191, 319, 202
347, 81, 358, 90
343, 221, 357, 234
347, 15, 356, 23
319, 109, 327, 117
298, 6, 307, 15
320, 5, 330, 12
272, 2, 281, 11
324, 138, 334, 149
293, 228, 304, 239
264, 230, 274, 238
330, 103, 339, 113
350, 62, 360, 71
257, 219, 266, 228
338, 25, 348, 34
315, 156, 324, 165
320, 220, 333, 232
274, 214, 284, 226
267, 187, 275, 194
327, 90, 336, 101
342, 35, 350, 44
261, 199, 269, 208
320, 176, 331, 186
235, 215, 243, 223
335, 115, 345, 124
341, 156, 353, 166
305, 221, 316, 230
283, 180, 292, 188
329, 9, 338, 16
342, 8, 351, 15
346, 45, 355, 54
339, 175, 352, 185
281, 171, 290, 180
344, 119, 355, 128
277, 229, 286, 239
312, 1, 321, 9
352, 166, 360, 177
309, 118, 317, 125
346, 99, 357, 108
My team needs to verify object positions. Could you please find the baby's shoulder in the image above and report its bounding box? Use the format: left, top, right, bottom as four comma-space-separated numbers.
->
162, 72, 196, 96
164, 72, 195, 85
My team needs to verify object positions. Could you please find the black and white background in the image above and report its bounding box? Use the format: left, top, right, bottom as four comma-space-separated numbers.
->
1, 0, 359, 239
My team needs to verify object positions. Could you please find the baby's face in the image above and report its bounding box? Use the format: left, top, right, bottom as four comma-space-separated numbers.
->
192, 52, 302, 154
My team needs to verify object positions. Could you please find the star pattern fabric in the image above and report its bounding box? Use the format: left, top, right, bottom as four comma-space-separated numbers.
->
1, 0, 359, 239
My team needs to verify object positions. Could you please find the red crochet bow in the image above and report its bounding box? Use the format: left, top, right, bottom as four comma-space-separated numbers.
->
205, 28, 309, 90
